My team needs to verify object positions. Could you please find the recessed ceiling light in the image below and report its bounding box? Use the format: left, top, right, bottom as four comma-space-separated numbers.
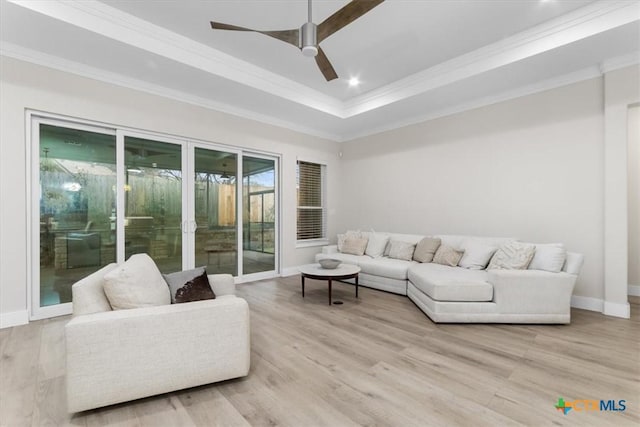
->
348, 77, 360, 87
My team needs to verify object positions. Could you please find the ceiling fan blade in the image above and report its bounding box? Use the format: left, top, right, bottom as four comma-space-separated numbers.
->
317, 0, 385, 43
211, 22, 299, 47
315, 47, 338, 81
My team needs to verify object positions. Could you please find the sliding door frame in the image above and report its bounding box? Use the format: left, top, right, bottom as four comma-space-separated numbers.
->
28, 114, 117, 320
27, 110, 281, 320
241, 152, 280, 282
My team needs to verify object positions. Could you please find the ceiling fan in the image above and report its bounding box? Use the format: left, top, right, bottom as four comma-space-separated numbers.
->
210, 0, 384, 82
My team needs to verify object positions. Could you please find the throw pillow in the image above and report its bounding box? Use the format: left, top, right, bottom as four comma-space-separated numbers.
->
458, 241, 497, 270
103, 253, 171, 310
487, 241, 535, 270
528, 243, 567, 273
388, 240, 416, 261
163, 267, 216, 303
341, 236, 369, 256
337, 234, 346, 252
433, 245, 464, 267
413, 237, 441, 263
365, 233, 390, 258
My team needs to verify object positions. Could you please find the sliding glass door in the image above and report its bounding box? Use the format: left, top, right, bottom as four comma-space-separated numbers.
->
32, 115, 279, 319
193, 147, 238, 275
124, 135, 184, 273
243, 155, 277, 275
34, 121, 117, 318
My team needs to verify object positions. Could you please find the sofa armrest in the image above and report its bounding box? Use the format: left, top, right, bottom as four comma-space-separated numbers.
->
208, 273, 235, 296
66, 297, 250, 412
321, 245, 338, 255
487, 270, 577, 315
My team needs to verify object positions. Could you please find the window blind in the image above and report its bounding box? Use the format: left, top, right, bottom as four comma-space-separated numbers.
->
296, 161, 326, 241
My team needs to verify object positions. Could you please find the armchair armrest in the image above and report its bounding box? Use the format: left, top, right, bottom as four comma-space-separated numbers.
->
321, 245, 338, 255
66, 297, 249, 412
487, 270, 577, 315
208, 273, 235, 296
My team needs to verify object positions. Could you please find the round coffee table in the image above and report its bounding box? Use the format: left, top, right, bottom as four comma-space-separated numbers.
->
298, 263, 361, 305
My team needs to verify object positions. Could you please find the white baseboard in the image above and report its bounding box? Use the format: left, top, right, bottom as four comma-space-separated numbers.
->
603, 301, 630, 318
281, 266, 302, 277
0, 310, 29, 329
629, 284, 640, 297
570, 295, 603, 312
570, 296, 631, 318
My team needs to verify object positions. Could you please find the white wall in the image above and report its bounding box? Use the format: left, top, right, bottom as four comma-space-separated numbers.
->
339, 77, 605, 300
0, 57, 342, 324
629, 105, 640, 288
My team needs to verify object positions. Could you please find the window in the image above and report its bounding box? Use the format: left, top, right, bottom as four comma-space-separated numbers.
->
296, 160, 326, 242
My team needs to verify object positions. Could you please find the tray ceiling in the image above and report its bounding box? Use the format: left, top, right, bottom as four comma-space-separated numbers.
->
1, 0, 638, 141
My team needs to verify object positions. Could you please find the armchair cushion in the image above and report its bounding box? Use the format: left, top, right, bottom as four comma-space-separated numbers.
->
103, 253, 170, 310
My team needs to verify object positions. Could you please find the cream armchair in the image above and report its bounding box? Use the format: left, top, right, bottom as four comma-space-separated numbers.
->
66, 268, 250, 413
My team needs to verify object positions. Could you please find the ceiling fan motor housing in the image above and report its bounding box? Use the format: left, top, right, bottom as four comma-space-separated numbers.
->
300, 22, 318, 57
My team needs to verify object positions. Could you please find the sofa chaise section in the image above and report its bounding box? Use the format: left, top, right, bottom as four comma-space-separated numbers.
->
316, 232, 584, 324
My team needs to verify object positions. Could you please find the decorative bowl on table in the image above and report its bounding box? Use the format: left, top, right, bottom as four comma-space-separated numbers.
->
319, 258, 341, 269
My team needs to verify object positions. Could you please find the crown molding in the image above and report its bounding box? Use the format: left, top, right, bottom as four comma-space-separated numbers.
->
5, 0, 345, 117
6, 0, 638, 121
340, 65, 606, 142
3, 42, 638, 144
601, 51, 640, 73
0, 42, 342, 142
343, 0, 640, 117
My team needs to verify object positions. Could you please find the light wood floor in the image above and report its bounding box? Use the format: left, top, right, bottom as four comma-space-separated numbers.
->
1, 276, 639, 427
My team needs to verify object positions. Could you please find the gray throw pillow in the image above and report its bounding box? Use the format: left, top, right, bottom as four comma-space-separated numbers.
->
163, 267, 215, 304
413, 237, 441, 263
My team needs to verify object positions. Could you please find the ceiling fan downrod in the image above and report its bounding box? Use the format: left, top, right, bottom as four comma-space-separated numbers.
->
300, 0, 318, 57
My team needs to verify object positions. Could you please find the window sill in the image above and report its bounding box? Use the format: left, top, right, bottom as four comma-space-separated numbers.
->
296, 239, 330, 249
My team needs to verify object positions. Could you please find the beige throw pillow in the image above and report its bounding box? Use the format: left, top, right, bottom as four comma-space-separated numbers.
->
341, 236, 368, 256
103, 253, 171, 310
388, 240, 416, 261
413, 237, 441, 263
433, 245, 464, 267
488, 241, 535, 270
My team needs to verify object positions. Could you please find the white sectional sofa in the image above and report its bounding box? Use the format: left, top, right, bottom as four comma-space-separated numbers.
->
316, 232, 583, 324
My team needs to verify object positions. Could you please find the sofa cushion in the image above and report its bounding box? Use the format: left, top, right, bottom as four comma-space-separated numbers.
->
488, 241, 535, 270
365, 233, 389, 258
341, 236, 369, 256
388, 240, 416, 261
433, 245, 464, 267
413, 237, 441, 263
458, 241, 497, 270
72, 263, 118, 316
103, 253, 171, 310
408, 263, 492, 302
528, 243, 567, 273
358, 257, 415, 280
164, 267, 215, 303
